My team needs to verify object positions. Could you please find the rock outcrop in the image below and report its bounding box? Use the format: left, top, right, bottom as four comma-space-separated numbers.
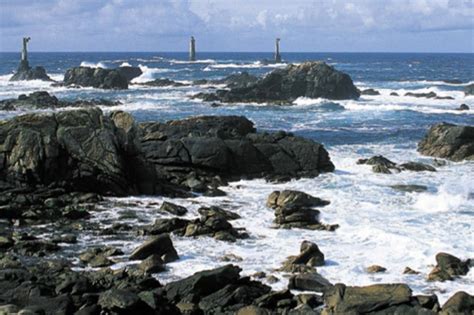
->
1, 108, 333, 222
266, 190, 337, 230
280, 241, 325, 273
0, 91, 120, 111
357, 155, 437, 174
464, 83, 474, 96
418, 123, 474, 161
427, 252, 471, 282
117, 66, 142, 82
63, 66, 129, 89
10, 60, 53, 82
195, 62, 360, 103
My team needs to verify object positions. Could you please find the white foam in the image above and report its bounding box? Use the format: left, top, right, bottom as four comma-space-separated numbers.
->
170, 59, 216, 65
119, 62, 132, 67
204, 61, 287, 71
79, 61, 108, 68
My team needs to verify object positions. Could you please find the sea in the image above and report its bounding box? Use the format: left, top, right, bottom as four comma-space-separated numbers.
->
0, 52, 473, 302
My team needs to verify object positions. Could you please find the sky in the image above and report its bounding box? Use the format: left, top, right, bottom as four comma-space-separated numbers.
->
0, 0, 473, 53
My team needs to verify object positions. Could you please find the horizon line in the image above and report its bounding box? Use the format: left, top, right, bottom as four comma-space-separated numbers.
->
0, 50, 473, 54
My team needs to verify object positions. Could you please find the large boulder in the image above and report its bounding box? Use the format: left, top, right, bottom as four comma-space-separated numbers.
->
117, 66, 142, 82
129, 234, 179, 262
0, 108, 150, 196
280, 241, 325, 272
10, 60, 53, 82
418, 123, 474, 161
197, 62, 360, 103
63, 66, 128, 89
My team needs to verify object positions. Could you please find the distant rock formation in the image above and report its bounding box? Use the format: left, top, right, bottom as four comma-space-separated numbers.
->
9, 37, 52, 82
63, 67, 129, 89
194, 61, 360, 103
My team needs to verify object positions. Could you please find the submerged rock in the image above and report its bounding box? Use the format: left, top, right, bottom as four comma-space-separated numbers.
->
137, 78, 186, 87
405, 91, 438, 98
391, 184, 428, 193
196, 61, 360, 103
0, 91, 120, 110
63, 66, 128, 89
366, 265, 387, 273
399, 162, 436, 172
361, 88, 380, 95
457, 104, 470, 111
418, 123, 474, 161
358, 155, 438, 174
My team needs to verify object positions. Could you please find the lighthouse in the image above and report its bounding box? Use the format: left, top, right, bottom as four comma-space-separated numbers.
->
275, 38, 281, 63
189, 36, 196, 62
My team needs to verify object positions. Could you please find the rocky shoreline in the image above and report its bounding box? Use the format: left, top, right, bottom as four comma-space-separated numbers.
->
1, 57, 473, 314
0, 104, 473, 314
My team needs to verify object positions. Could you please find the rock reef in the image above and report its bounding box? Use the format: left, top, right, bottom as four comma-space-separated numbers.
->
195, 61, 360, 104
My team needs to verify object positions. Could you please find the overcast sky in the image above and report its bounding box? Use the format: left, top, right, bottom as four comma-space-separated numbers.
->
0, 0, 473, 52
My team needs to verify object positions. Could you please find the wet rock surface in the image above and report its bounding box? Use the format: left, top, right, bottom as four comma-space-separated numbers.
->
418, 123, 474, 161
357, 155, 438, 174
267, 190, 337, 230
10, 60, 53, 82
63, 66, 129, 89
427, 252, 471, 282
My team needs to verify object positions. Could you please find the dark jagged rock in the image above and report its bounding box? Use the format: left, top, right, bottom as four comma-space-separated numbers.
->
79, 247, 123, 268
10, 61, 53, 82
165, 264, 242, 303
129, 234, 179, 262
427, 252, 470, 282
390, 92, 399, 96
440, 291, 474, 315
0, 108, 148, 197
146, 218, 191, 235
358, 155, 437, 174
137, 78, 186, 87
280, 241, 325, 272
159, 201, 188, 216
63, 66, 128, 89
464, 83, 474, 96
198, 205, 241, 220
361, 88, 381, 95
117, 66, 142, 82
196, 62, 360, 103
0, 91, 121, 111
443, 79, 463, 84
140, 116, 334, 191
418, 123, 474, 161
322, 283, 414, 314
267, 190, 336, 231
457, 104, 470, 111
357, 155, 399, 174
184, 207, 248, 242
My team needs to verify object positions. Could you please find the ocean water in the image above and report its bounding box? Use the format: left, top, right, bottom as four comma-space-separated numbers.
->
0, 52, 473, 302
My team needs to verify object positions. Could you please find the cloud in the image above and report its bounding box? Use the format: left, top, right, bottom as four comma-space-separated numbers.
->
0, 0, 472, 52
